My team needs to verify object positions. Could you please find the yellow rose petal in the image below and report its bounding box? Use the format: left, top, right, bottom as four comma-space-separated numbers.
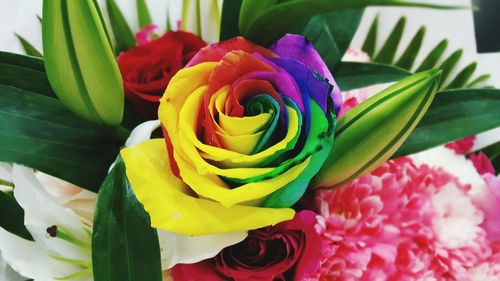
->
120, 139, 295, 236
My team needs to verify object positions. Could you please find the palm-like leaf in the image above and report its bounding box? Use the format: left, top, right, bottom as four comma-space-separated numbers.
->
362, 15, 490, 90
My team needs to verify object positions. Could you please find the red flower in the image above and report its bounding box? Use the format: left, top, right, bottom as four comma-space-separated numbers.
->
171, 211, 321, 281
117, 31, 206, 119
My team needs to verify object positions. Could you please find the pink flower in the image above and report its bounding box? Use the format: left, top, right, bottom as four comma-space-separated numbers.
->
467, 241, 500, 279
135, 24, 161, 45
445, 136, 476, 155
313, 157, 491, 280
172, 211, 321, 281
470, 152, 496, 176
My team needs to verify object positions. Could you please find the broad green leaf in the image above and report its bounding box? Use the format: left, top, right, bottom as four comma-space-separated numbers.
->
220, 0, 243, 40
334, 62, 411, 91
0, 52, 54, 97
374, 17, 406, 64
446, 62, 477, 89
0, 191, 33, 241
136, 0, 153, 28
14, 33, 43, 58
0, 85, 122, 192
43, 0, 124, 126
395, 89, 500, 157
239, 0, 463, 46
438, 49, 463, 88
301, 9, 364, 72
314, 69, 441, 188
416, 39, 448, 72
396, 26, 426, 70
93, 159, 162, 281
478, 141, 500, 174
466, 74, 491, 88
362, 15, 379, 58
106, 0, 136, 53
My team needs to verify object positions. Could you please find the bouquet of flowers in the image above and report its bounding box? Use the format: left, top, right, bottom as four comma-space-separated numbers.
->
1, 0, 499, 280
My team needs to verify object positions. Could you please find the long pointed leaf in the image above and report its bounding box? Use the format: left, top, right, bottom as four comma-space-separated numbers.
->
416, 39, 448, 72
0, 84, 122, 192
374, 16, 406, 64
136, 0, 153, 28
92, 159, 162, 281
438, 49, 463, 88
362, 15, 379, 58
466, 74, 491, 88
445, 62, 477, 89
106, 0, 136, 53
395, 89, 500, 157
334, 62, 411, 91
14, 34, 43, 58
0, 52, 54, 97
396, 26, 426, 70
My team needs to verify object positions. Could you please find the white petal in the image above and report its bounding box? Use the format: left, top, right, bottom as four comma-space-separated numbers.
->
34, 171, 97, 224
0, 227, 80, 281
0, 250, 26, 281
158, 229, 247, 269
12, 165, 91, 261
411, 146, 486, 195
125, 120, 161, 147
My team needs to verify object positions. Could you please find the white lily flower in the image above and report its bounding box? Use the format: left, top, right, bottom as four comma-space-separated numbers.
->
0, 120, 247, 280
0, 251, 26, 281
0, 165, 95, 281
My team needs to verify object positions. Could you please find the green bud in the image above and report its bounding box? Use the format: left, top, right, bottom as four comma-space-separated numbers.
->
313, 69, 441, 188
42, 0, 124, 126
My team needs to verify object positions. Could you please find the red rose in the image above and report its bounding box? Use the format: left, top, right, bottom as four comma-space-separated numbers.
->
171, 211, 321, 281
117, 31, 206, 119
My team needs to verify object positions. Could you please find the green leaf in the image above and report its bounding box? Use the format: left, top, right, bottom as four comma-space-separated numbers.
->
362, 15, 379, 58
220, 0, 243, 40
334, 62, 412, 91
106, 0, 136, 53
374, 16, 406, 64
301, 9, 364, 72
0, 85, 122, 192
446, 62, 477, 89
415, 39, 448, 72
313, 69, 441, 188
0, 191, 33, 241
396, 26, 426, 70
438, 49, 463, 88
466, 74, 491, 88
239, 0, 463, 46
14, 33, 43, 58
395, 88, 500, 157
92, 159, 162, 281
136, 0, 153, 28
0, 52, 54, 97
43, 0, 124, 126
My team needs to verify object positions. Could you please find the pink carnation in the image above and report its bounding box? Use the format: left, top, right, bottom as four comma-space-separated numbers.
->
445, 136, 476, 155
313, 157, 491, 280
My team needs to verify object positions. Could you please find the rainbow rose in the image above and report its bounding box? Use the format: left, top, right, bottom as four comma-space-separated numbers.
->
121, 34, 341, 235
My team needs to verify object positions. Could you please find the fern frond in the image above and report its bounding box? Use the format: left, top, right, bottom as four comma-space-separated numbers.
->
363, 15, 490, 90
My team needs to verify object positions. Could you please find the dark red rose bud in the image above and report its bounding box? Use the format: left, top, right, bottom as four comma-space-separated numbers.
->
117, 31, 206, 119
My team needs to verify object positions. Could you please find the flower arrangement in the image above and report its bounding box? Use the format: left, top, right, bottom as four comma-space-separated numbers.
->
0, 1, 499, 281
